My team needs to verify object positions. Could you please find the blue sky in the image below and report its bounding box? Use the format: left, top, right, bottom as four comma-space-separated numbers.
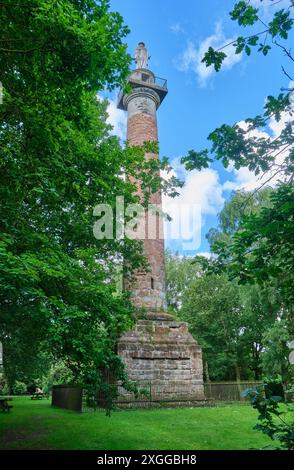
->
105, 0, 293, 255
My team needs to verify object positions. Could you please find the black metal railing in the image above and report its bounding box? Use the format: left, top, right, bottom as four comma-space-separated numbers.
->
80, 381, 294, 412
82, 381, 266, 411
153, 76, 168, 89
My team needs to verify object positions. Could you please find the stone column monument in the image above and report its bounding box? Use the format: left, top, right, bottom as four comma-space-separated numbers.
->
117, 43, 204, 403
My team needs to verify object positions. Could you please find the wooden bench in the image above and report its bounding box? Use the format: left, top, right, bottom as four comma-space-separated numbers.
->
0, 399, 13, 412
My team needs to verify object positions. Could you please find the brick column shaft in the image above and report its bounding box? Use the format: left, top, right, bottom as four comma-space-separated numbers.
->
124, 86, 166, 311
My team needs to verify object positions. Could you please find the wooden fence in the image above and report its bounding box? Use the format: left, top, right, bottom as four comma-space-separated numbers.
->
203, 381, 263, 402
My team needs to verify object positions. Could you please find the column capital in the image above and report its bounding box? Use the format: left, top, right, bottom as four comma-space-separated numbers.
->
123, 86, 161, 110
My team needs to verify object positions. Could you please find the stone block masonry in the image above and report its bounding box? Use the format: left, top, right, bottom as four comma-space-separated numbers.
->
118, 317, 204, 402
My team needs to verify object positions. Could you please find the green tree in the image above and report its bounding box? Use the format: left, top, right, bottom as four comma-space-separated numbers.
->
261, 320, 294, 383
210, 186, 294, 329
207, 188, 273, 251
168, 190, 282, 382
0, 0, 134, 392
0, 0, 179, 397
180, 273, 244, 381
238, 284, 280, 380
206, 190, 282, 380
165, 251, 202, 311
181, 1, 294, 383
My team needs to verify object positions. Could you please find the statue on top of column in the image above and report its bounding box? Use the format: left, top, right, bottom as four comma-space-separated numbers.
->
135, 42, 150, 69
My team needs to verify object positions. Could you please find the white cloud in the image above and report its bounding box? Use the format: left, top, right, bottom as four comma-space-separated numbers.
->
162, 158, 224, 215
250, 0, 290, 13
176, 40, 198, 72
240, 0, 291, 27
224, 166, 265, 192
97, 94, 127, 140
176, 22, 243, 87
170, 23, 185, 34
162, 158, 225, 251
223, 107, 294, 191
162, 101, 292, 251
105, 97, 127, 140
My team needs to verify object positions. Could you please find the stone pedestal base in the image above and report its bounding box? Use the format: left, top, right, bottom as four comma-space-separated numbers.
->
118, 313, 204, 403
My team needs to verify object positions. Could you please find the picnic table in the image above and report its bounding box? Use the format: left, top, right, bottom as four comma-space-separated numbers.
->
0, 398, 13, 412
31, 392, 47, 400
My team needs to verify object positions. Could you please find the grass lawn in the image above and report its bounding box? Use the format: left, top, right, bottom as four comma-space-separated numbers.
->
0, 397, 272, 450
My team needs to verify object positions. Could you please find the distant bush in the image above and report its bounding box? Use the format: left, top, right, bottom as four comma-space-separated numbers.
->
12, 381, 27, 395
42, 362, 74, 394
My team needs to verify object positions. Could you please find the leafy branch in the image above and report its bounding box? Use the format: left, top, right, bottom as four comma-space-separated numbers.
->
243, 382, 294, 450
202, 2, 294, 71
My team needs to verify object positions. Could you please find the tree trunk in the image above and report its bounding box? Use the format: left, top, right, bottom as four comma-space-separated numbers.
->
204, 361, 210, 383
234, 363, 243, 400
